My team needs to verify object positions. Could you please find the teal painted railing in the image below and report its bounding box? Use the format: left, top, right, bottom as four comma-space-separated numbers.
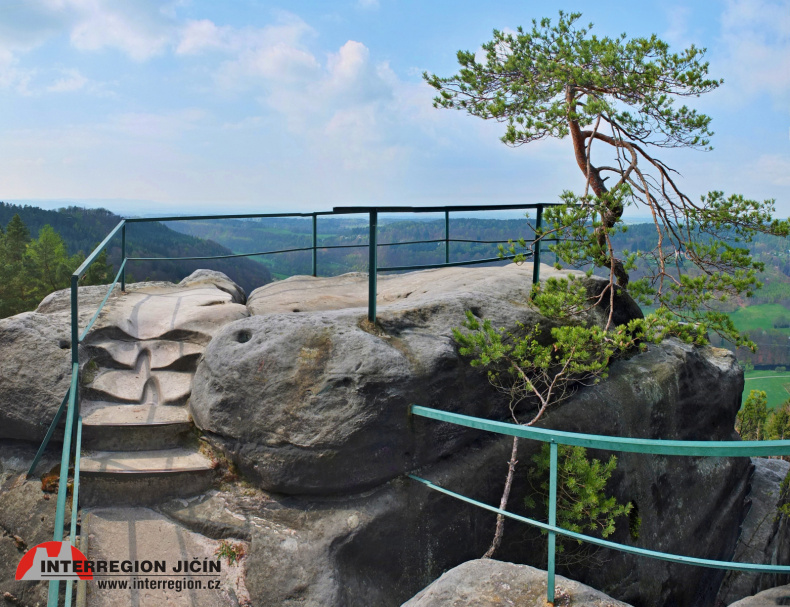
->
408, 405, 790, 604
29, 203, 551, 606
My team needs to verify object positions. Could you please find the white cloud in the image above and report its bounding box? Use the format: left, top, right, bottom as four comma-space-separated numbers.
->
357, 0, 380, 9
0, 48, 35, 94
0, 0, 176, 63
663, 6, 694, 50
46, 68, 87, 92
176, 19, 227, 55
67, 1, 173, 61
717, 0, 790, 106
105, 108, 206, 139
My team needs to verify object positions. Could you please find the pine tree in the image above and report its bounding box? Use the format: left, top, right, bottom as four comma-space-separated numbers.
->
737, 390, 769, 441
27, 225, 70, 292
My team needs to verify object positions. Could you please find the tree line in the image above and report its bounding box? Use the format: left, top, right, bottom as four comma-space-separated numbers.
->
0, 214, 113, 318
0, 203, 273, 313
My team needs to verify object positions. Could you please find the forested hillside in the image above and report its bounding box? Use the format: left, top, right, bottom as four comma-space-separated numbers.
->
0, 203, 271, 318
165, 216, 534, 279
169, 215, 790, 366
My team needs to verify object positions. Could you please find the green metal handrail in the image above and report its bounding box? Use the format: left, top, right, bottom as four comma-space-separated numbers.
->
121, 204, 552, 322
31, 203, 552, 606
409, 404, 790, 604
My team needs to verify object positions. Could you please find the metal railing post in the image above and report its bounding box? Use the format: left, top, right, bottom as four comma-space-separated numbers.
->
368, 211, 378, 323
547, 440, 558, 604
48, 363, 78, 607
71, 275, 79, 366
444, 210, 450, 264
532, 204, 543, 286
311, 214, 318, 277
121, 223, 126, 291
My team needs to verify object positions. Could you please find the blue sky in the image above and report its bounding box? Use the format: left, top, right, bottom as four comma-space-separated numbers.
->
0, 0, 788, 217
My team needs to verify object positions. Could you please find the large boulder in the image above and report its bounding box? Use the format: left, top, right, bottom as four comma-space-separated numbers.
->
0, 312, 73, 442
490, 339, 751, 607
401, 559, 632, 607
731, 585, 790, 606
245, 264, 640, 327
0, 283, 123, 443
186, 332, 749, 607
160, 436, 518, 607
0, 443, 66, 607
718, 458, 790, 605
190, 265, 643, 495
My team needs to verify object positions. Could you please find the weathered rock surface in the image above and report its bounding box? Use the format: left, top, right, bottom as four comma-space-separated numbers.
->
86, 276, 247, 344
718, 458, 790, 605
0, 312, 73, 442
0, 277, 119, 443
191, 264, 642, 495
159, 437, 516, 607
0, 270, 246, 444
0, 444, 66, 607
246, 264, 640, 328
730, 585, 790, 606
491, 339, 751, 607
186, 335, 748, 607
83, 507, 249, 607
401, 559, 632, 607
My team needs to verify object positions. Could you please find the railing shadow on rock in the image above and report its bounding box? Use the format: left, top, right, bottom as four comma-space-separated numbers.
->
28, 203, 553, 607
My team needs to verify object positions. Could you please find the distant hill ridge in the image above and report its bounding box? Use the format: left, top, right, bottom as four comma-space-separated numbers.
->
0, 202, 272, 295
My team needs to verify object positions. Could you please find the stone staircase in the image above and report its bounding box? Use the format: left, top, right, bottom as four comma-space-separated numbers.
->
79, 338, 215, 506
67, 273, 252, 605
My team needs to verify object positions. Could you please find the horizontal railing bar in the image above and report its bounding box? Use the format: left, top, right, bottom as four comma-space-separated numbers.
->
379, 238, 445, 247
78, 258, 127, 342
72, 220, 125, 278
448, 238, 526, 244
128, 246, 316, 261
380, 253, 526, 273
410, 406, 790, 456
449, 238, 560, 245
127, 212, 330, 223
333, 204, 559, 213
316, 243, 369, 250
407, 474, 790, 574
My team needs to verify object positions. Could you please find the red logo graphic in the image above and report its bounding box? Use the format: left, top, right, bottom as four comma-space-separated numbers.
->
16, 541, 93, 581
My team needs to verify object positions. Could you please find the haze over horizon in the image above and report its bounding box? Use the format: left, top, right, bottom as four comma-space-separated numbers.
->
1, 1, 788, 217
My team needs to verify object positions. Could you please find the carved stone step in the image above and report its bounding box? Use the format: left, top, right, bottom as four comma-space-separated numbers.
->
84, 339, 203, 371
81, 402, 193, 451
80, 448, 216, 506
85, 369, 193, 406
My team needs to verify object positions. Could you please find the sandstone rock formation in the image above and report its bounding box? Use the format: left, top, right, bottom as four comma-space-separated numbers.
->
0, 265, 763, 607
191, 265, 642, 495
0, 443, 65, 607
731, 584, 790, 606
188, 265, 750, 607
718, 458, 790, 605
401, 559, 632, 606
493, 339, 751, 607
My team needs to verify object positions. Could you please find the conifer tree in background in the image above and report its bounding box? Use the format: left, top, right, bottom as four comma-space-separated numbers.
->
766, 401, 790, 441
0, 214, 38, 316
27, 225, 72, 292
0, 215, 114, 318
736, 390, 768, 441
